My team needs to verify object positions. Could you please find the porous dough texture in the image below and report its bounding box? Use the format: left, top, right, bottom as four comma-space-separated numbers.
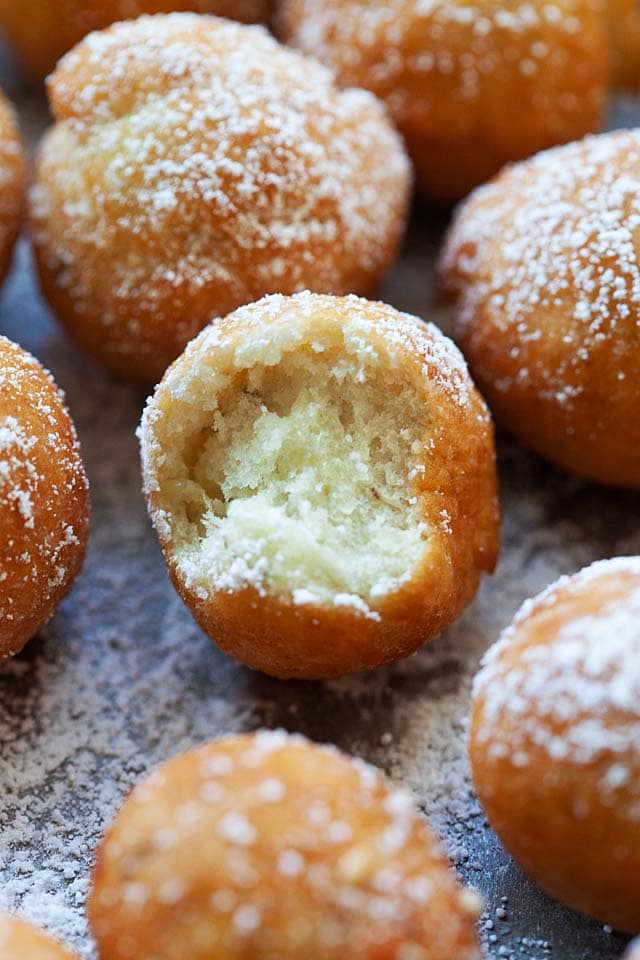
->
30, 13, 411, 383
440, 129, 640, 488
280, 0, 610, 202
0, 90, 25, 286
0, 914, 78, 960
139, 292, 499, 679
470, 557, 640, 934
89, 731, 483, 960
0, 0, 271, 78
0, 336, 89, 660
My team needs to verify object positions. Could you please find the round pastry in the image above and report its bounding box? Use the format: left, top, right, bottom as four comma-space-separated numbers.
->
604, 0, 640, 89
0, 91, 25, 286
0, 1, 271, 79
0, 915, 77, 960
280, 0, 610, 202
0, 336, 89, 660
139, 292, 499, 679
30, 14, 410, 383
440, 129, 640, 488
89, 730, 483, 960
469, 556, 640, 933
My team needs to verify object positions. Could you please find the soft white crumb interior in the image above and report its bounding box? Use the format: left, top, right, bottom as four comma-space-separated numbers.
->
162, 343, 429, 611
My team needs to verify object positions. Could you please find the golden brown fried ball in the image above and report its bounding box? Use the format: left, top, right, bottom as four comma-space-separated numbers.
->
0, 336, 89, 660
0, 915, 77, 960
139, 292, 499, 679
30, 14, 411, 383
0, 0, 271, 79
440, 129, 640, 488
0, 91, 25, 285
281, 0, 611, 202
90, 731, 483, 960
603, 0, 640, 89
469, 557, 640, 934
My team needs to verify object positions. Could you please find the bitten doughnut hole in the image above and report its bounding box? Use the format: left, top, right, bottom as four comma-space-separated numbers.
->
0, 915, 77, 959
89, 732, 483, 960
140, 292, 499, 679
469, 557, 640, 933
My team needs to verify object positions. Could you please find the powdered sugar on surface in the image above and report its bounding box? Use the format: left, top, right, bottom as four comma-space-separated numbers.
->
0, 95, 636, 960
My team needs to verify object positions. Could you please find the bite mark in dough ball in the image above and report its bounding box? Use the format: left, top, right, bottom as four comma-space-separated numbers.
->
0, 0, 272, 79
30, 14, 411, 383
0, 91, 25, 286
89, 731, 484, 960
0, 337, 89, 660
440, 129, 640, 488
281, 0, 610, 202
139, 292, 499, 679
469, 557, 640, 933
0, 915, 78, 960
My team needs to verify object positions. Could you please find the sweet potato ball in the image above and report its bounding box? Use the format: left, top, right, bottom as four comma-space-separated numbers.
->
440, 129, 640, 488
281, 0, 610, 202
0, 0, 271, 79
139, 292, 499, 679
89, 731, 483, 960
30, 14, 411, 382
0, 336, 89, 660
470, 557, 640, 933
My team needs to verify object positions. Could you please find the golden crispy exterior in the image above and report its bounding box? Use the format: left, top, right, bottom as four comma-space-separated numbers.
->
469, 557, 640, 933
139, 292, 500, 679
0, 915, 77, 960
281, 0, 610, 202
90, 732, 483, 960
440, 130, 640, 488
0, 0, 271, 78
0, 91, 25, 285
604, 0, 640, 89
30, 15, 411, 383
0, 337, 89, 659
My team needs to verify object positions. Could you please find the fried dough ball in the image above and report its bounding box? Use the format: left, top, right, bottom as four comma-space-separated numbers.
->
469, 557, 640, 933
280, 0, 610, 202
603, 0, 640, 89
0, 337, 89, 660
30, 15, 411, 383
0, 0, 271, 79
90, 731, 483, 960
0, 915, 77, 960
440, 129, 640, 488
139, 292, 499, 679
0, 91, 25, 285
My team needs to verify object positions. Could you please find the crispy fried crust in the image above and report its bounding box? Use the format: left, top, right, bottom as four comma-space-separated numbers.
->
470, 557, 640, 933
89, 732, 483, 960
440, 129, 640, 488
30, 14, 410, 383
281, 0, 610, 202
0, 337, 89, 659
0, 0, 271, 78
0, 91, 25, 285
0, 915, 77, 960
139, 292, 499, 679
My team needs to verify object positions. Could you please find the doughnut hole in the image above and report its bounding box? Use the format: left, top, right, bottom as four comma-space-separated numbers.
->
0, 915, 77, 960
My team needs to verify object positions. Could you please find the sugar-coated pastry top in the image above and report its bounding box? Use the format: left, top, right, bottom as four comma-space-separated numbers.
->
0, 337, 89, 658
0, 914, 77, 959
31, 14, 410, 381
473, 556, 640, 800
0, 91, 25, 282
89, 731, 483, 959
281, 0, 610, 199
0, 0, 271, 78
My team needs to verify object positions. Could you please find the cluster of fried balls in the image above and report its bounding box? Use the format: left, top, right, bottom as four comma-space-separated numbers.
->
0, 2, 639, 958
